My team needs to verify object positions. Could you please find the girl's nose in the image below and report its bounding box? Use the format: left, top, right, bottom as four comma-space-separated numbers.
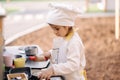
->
54, 30, 58, 34
54, 31, 59, 36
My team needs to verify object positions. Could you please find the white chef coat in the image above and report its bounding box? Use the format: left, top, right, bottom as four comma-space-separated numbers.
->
50, 32, 86, 80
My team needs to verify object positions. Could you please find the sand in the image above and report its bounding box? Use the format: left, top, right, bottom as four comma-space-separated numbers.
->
8, 16, 120, 80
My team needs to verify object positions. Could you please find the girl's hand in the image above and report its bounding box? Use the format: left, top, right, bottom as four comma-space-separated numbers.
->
38, 66, 54, 80
34, 55, 46, 61
34, 52, 51, 61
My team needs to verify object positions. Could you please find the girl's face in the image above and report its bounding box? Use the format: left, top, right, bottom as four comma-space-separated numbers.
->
50, 24, 70, 37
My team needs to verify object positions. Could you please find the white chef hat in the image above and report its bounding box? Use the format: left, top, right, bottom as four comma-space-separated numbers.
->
46, 3, 82, 27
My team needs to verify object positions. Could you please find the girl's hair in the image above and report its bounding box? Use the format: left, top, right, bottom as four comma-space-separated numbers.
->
48, 23, 74, 36
65, 26, 73, 37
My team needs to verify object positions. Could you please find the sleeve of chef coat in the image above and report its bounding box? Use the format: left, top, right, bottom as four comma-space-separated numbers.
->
52, 41, 85, 75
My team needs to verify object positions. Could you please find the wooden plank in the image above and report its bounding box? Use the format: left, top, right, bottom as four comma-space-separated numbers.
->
7, 73, 28, 80
115, 0, 120, 39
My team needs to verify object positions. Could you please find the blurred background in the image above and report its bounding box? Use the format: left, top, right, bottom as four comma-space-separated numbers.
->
0, 0, 120, 80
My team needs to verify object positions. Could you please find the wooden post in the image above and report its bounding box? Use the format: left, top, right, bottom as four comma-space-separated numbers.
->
86, 0, 89, 12
0, 18, 3, 33
104, 0, 107, 12
6, 0, 10, 3
0, 17, 3, 80
115, 0, 120, 39
0, 15, 5, 80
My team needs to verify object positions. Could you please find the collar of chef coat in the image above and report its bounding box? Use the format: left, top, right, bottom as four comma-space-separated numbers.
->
65, 31, 74, 41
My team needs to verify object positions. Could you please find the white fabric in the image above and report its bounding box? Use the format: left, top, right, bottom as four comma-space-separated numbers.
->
50, 32, 86, 80
47, 3, 82, 27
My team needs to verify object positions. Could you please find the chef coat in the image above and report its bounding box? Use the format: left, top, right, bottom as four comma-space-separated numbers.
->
50, 32, 86, 80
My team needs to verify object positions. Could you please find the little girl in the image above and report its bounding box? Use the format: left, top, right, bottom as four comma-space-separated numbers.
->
33, 3, 86, 80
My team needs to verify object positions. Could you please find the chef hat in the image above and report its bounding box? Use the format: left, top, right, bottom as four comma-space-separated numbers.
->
46, 3, 82, 27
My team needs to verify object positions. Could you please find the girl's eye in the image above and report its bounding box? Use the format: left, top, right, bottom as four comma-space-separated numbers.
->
55, 28, 59, 30
50, 25, 61, 31
52, 27, 59, 31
